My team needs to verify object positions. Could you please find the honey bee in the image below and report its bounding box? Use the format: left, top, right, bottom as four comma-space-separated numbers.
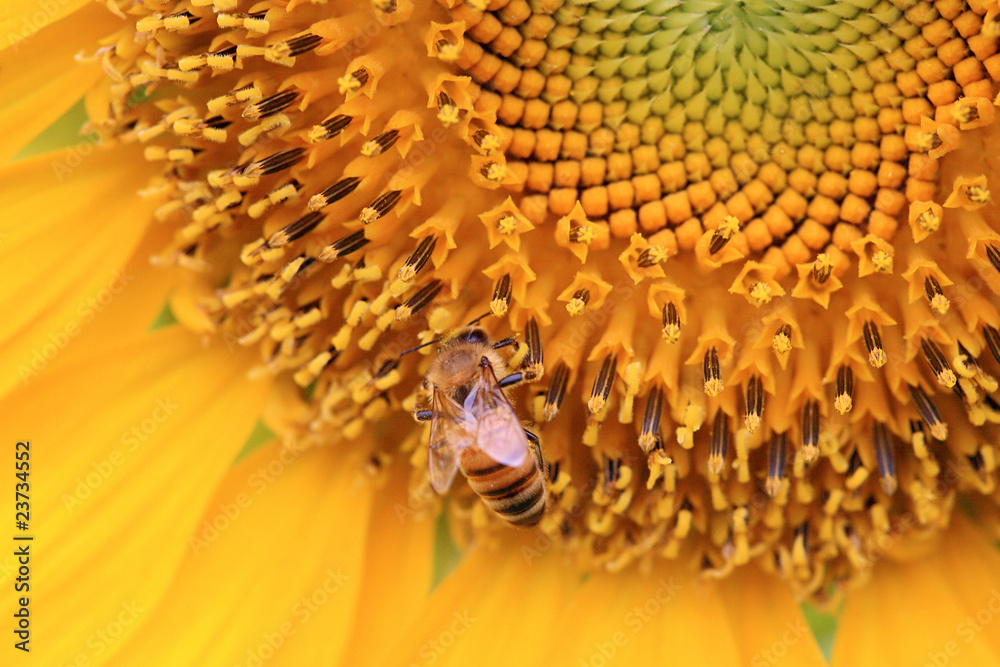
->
414, 326, 547, 527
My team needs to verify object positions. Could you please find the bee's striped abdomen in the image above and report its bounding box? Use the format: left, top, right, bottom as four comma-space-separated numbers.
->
461, 448, 547, 527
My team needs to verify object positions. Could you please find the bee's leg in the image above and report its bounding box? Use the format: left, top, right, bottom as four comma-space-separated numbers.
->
497, 371, 529, 388
414, 409, 434, 422
481, 355, 535, 387
523, 429, 544, 469
491, 336, 518, 350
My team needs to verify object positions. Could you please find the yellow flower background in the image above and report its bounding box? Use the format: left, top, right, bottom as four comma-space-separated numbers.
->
3, 0, 1000, 664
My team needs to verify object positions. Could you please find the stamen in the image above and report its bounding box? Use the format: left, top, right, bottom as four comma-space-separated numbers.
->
984, 325, 1000, 365
480, 162, 507, 183
744, 375, 764, 433
496, 215, 518, 236
637, 246, 669, 268
986, 245, 1000, 274
907, 384, 948, 440
396, 280, 443, 321
242, 147, 306, 178
811, 254, 833, 284
359, 191, 402, 224
567, 289, 590, 316
589, 354, 617, 414
921, 338, 957, 388
661, 302, 680, 343
603, 457, 621, 489
862, 320, 887, 368
801, 400, 819, 463
268, 211, 324, 248
436, 92, 459, 126
398, 236, 436, 282
473, 129, 501, 155
709, 216, 741, 254
923, 275, 949, 315
361, 129, 400, 157
309, 176, 363, 211
766, 432, 787, 497
319, 230, 368, 261
308, 115, 352, 143
543, 362, 569, 422
835, 366, 854, 415
703, 347, 722, 397
524, 317, 543, 380
490, 274, 511, 317
772, 324, 792, 355
274, 33, 322, 60
639, 386, 663, 453
709, 410, 729, 475
872, 422, 897, 495
569, 224, 596, 245
243, 90, 298, 120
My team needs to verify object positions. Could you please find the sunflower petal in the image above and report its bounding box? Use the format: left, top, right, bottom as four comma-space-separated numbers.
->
544, 567, 743, 665
935, 517, 1000, 658
832, 523, 1000, 666
336, 470, 435, 666
0, 143, 157, 397
114, 441, 374, 665
381, 538, 578, 666
718, 567, 828, 666
0, 2, 117, 161
0, 328, 269, 664
0, 0, 90, 49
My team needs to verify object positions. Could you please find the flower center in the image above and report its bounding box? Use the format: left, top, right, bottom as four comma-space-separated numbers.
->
89, 0, 1000, 601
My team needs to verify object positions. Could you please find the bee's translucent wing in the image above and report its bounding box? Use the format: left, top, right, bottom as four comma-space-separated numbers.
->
427, 388, 475, 493
466, 361, 529, 467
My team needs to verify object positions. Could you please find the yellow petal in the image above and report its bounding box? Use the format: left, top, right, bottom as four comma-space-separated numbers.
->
35, 222, 177, 370
832, 521, 1000, 666
0, 2, 116, 161
0, 0, 90, 49
0, 143, 158, 398
935, 517, 1000, 658
718, 567, 827, 666
381, 537, 579, 666
114, 441, 373, 665
0, 328, 269, 664
544, 566, 744, 665
337, 469, 435, 665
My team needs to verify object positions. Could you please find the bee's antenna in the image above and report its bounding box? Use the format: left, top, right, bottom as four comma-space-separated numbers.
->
397, 337, 444, 358
466, 310, 492, 327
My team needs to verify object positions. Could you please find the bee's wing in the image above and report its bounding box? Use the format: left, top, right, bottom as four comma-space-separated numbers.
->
466, 362, 529, 467
427, 388, 475, 494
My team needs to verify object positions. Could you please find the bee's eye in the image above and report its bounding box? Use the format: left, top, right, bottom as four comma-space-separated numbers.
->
459, 328, 489, 344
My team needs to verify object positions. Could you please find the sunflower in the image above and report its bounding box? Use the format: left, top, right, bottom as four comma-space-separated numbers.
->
4, 0, 1000, 663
